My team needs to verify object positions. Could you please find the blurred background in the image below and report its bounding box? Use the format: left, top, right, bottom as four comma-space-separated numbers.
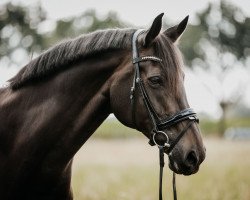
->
0, 0, 249, 199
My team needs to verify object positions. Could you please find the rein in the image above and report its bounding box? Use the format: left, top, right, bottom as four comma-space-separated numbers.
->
130, 29, 199, 200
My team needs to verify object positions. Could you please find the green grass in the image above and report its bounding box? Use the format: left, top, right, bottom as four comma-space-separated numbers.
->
199, 117, 250, 136
226, 118, 250, 128
72, 138, 250, 200
72, 165, 158, 200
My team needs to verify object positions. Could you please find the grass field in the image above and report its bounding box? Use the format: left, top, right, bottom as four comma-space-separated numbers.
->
72, 137, 250, 200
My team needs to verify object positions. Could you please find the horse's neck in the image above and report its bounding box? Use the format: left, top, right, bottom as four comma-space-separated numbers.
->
32, 52, 123, 146
0, 50, 126, 158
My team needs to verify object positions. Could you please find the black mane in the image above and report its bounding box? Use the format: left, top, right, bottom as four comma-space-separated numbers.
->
9, 28, 135, 89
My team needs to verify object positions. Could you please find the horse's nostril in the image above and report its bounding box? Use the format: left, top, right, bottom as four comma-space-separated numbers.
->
185, 150, 198, 167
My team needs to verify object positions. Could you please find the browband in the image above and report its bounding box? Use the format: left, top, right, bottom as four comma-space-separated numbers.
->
133, 56, 162, 64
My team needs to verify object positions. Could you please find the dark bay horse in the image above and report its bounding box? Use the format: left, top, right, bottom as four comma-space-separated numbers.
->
0, 13, 205, 199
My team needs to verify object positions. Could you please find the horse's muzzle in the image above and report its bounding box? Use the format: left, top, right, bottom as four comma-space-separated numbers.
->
168, 148, 206, 175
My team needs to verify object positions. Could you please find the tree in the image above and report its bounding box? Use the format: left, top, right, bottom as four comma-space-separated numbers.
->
0, 3, 128, 70
0, 2, 46, 67
45, 9, 128, 47
179, 0, 250, 136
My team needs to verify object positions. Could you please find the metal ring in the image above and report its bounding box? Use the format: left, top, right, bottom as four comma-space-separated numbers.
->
152, 131, 170, 148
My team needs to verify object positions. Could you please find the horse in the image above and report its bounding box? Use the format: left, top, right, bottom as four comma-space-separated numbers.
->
0, 13, 206, 199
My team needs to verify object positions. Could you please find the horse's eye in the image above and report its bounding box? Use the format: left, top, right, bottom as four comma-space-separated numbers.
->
148, 76, 163, 86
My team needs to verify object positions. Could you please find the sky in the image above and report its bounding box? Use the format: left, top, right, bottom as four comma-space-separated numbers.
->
1, 0, 250, 118
2, 0, 249, 25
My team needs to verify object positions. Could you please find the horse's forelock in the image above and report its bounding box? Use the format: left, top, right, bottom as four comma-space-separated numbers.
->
154, 34, 183, 96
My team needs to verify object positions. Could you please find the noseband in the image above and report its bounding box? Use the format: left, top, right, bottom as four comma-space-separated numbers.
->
130, 29, 199, 200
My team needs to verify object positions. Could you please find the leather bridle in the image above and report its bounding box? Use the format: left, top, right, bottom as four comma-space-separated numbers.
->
130, 29, 199, 200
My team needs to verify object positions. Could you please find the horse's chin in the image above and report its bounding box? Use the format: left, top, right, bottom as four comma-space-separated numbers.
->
168, 158, 199, 176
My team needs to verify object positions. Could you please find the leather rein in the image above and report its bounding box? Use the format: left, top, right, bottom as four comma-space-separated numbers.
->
130, 29, 199, 200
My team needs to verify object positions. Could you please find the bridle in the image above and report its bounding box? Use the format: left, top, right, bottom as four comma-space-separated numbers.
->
130, 29, 199, 200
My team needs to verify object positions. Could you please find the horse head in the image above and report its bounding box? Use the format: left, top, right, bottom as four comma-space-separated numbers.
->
110, 13, 206, 176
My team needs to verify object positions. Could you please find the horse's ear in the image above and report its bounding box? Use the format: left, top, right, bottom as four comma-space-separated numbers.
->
164, 15, 189, 43
143, 13, 164, 47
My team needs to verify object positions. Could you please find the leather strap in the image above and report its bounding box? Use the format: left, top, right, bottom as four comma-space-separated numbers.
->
159, 147, 165, 200
158, 119, 195, 200
131, 29, 162, 131
130, 29, 143, 128
157, 108, 198, 130
167, 119, 196, 154
159, 149, 177, 200
172, 172, 177, 200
